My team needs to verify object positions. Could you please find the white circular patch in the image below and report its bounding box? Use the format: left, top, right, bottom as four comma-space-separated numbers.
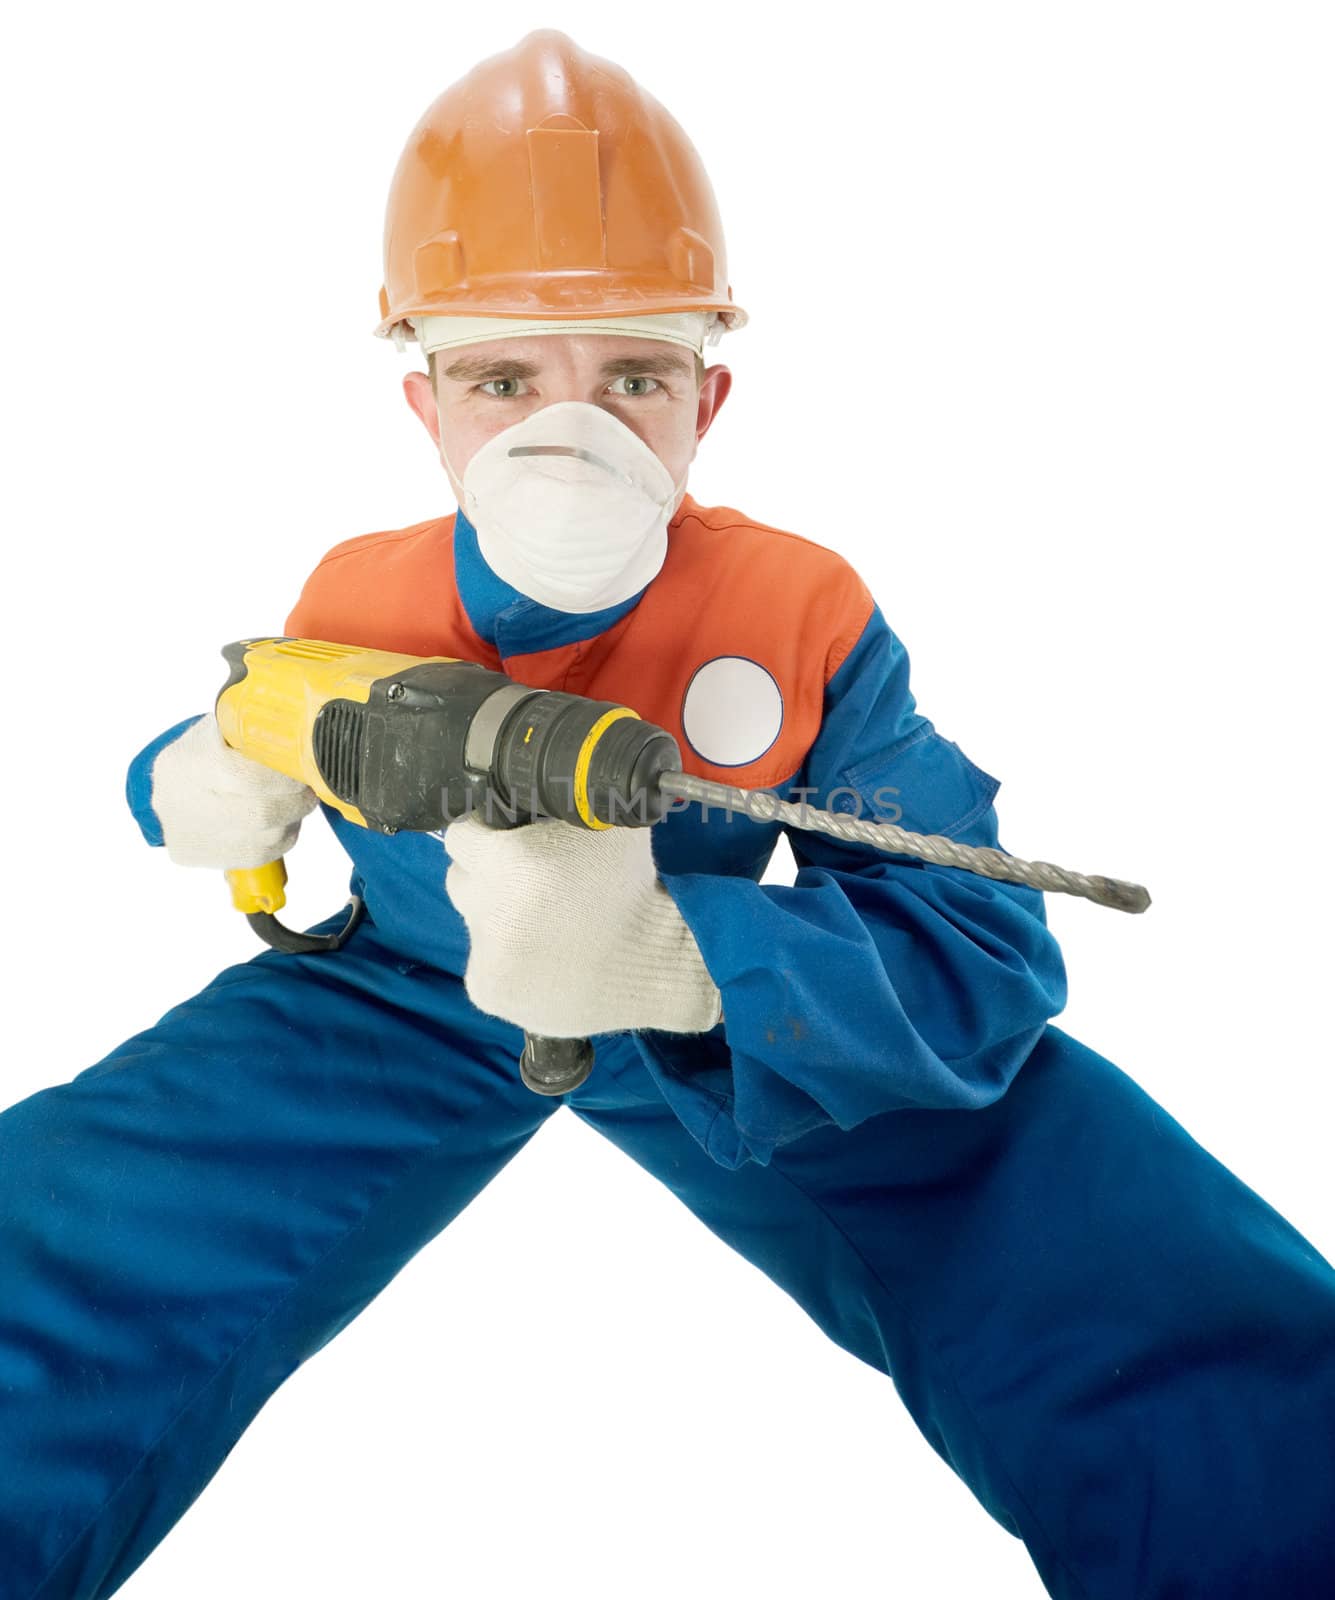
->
681, 656, 784, 767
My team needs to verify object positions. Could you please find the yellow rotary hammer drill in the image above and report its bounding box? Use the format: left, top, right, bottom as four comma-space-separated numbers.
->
214, 635, 683, 1097
213, 637, 1151, 1099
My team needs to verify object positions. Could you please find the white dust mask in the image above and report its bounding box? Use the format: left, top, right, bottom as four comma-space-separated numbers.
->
447, 401, 686, 614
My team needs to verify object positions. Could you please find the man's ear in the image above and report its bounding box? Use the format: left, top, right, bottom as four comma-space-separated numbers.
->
403, 370, 441, 446
695, 364, 733, 444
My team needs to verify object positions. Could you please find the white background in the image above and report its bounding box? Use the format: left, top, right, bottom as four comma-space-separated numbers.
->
2, 4, 1332, 1596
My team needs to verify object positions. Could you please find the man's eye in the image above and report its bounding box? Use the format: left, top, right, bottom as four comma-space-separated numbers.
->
477, 377, 531, 398
607, 375, 662, 397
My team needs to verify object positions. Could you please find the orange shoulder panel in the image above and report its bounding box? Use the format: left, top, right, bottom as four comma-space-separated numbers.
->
505, 498, 876, 790
283, 513, 498, 666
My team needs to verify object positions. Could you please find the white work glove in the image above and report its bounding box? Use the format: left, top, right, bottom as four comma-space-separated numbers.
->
151, 713, 319, 869
444, 813, 724, 1038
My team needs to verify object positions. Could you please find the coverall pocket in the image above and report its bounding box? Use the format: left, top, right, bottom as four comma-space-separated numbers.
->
841, 724, 1001, 840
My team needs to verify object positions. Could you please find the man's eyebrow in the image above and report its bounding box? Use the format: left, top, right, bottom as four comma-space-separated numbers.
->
441, 349, 692, 382
598, 352, 692, 379
441, 354, 540, 381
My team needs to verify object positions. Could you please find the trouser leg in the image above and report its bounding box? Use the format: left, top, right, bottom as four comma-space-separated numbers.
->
0, 918, 559, 1600
568, 1025, 1335, 1599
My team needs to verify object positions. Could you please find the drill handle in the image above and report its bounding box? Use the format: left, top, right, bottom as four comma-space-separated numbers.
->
519, 1032, 595, 1096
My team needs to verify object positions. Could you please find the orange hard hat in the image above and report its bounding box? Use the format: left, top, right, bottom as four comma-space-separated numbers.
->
375, 30, 746, 342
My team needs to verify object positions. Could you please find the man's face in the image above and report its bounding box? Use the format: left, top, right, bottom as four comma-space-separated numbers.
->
403, 333, 732, 507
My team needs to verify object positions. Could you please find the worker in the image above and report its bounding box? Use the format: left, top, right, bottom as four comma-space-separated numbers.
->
2, 29, 1333, 1600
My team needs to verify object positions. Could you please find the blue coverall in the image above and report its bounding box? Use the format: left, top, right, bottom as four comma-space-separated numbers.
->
2, 498, 1333, 1598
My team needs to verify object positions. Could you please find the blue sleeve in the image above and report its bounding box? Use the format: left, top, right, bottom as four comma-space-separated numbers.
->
125, 716, 204, 846
637, 604, 1069, 1169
